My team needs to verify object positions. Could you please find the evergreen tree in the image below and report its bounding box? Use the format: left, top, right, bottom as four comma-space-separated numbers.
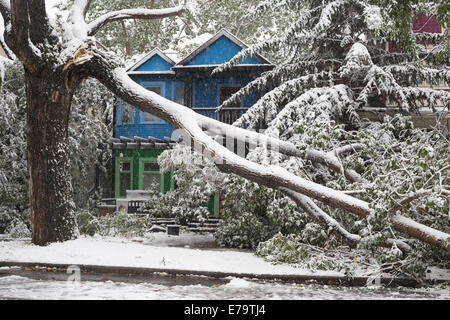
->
209, 0, 449, 276
217, 0, 449, 127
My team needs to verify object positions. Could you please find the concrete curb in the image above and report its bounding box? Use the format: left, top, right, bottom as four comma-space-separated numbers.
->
0, 261, 434, 287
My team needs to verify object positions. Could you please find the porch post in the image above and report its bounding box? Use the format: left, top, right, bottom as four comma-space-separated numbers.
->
184, 74, 193, 108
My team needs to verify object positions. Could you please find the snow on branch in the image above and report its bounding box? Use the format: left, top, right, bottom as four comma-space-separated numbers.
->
386, 65, 450, 87
231, 71, 335, 129
87, 6, 185, 36
7, 0, 42, 74
281, 188, 361, 248
266, 85, 357, 139
83, 48, 450, 250
313, 0, 347, 34
247, 0, 305, 17
68, 0, 92, 37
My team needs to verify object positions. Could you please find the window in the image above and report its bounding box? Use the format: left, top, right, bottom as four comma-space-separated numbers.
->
174, 86, 185, 105
143, 87, 164, 122
139, 159, 161, 192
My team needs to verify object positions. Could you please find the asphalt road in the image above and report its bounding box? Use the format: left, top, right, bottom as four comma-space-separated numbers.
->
0, 266, 448, 300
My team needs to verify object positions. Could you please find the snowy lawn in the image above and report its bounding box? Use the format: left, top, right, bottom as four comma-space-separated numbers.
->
0, 233, 345, 277
1, 232, 449, 282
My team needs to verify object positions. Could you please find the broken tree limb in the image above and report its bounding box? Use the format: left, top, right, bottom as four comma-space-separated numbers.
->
306, 148, 362, 183
204, 112, 363, 183
280, 187, 361, 248
390, 214, 449, 250
281, 188, 412, 253
84, 50, 450, 251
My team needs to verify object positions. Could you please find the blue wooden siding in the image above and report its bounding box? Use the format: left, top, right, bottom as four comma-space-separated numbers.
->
115, 77, 181, 140
136, 54, 173, 72
115, 74, 260, 140
115, 33, 269, 141
185, 36, 261, 66
193, 77, 258, 108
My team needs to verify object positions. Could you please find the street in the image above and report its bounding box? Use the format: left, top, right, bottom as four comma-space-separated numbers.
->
0, 267, 448, 300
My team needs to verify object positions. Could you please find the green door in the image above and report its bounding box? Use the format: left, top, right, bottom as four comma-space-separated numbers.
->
115, 157, 133, 198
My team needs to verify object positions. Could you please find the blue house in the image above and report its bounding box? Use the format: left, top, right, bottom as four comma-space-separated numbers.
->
111, 29, 274, 215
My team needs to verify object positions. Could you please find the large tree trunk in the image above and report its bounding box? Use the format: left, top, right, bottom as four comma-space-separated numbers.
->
25, 70, 78, 245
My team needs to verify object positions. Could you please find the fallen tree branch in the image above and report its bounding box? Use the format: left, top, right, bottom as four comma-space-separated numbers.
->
280, 187, 361, 248
206, 118, 363, 183
389, 189, 433, 214
84, 49, 450, 251
281, 188, 412, 253
306, 148, 362, 183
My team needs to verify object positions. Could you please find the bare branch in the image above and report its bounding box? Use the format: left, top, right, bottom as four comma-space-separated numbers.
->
9, 0, 42, 73
378, 239, 412, 254
333, 143, 363, 158
27, 0, 59, 48
280, 188, 361, 248
389, 189, 433, 214
87, 6, 185, 36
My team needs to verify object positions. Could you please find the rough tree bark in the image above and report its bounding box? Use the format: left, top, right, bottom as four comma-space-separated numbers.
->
0, 0, 448, 251
25, 70, 82, 244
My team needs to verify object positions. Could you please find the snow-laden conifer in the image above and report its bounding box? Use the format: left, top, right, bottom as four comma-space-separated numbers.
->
216, 0, 449, 129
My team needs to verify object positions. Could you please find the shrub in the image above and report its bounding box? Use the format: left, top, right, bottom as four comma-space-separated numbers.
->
215, 176, 309, 249
76, 209, 151, 238
256, 233, 355, 276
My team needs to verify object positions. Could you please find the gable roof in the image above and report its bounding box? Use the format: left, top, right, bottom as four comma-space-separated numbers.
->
127, 48, 176, 72
175, 29, 272, 67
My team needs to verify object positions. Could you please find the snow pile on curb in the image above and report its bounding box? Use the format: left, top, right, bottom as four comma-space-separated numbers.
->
224, 277, 252, 288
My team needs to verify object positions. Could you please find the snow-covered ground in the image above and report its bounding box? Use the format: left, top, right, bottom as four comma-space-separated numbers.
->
0, 234, 344, 277
0, 233, 448, 300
